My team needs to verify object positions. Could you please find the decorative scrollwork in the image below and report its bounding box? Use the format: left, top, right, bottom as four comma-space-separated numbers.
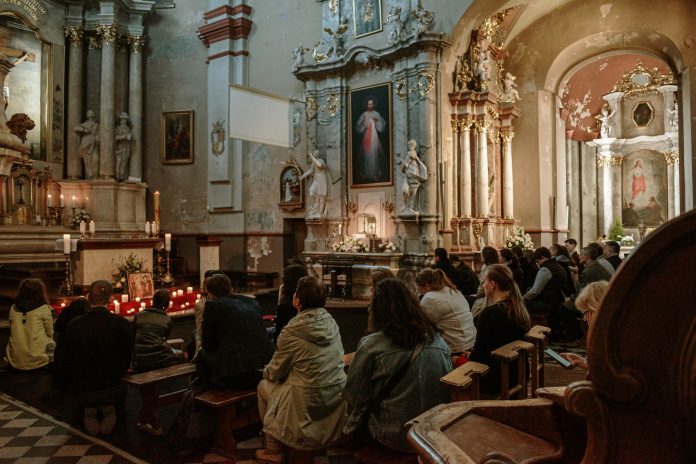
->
306, 95, 318, 120
612, 60, 675, 101
326, 93, 340, 116
395, 73, 435, 101
312, 40, 330, 62
596, 153, 623, 168
396, 79, 408, 101
500, 131, 515, 143
328, 0, 339, 16
87, 35, 101, 50
417, 73, 435, 97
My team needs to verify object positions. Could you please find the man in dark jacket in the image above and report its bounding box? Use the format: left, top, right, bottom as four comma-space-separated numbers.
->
197, 273, 274, 390
53, 280, 132, 436
523, 247, 568, 314
433, 248, 479, 296
132, 289, 183, 372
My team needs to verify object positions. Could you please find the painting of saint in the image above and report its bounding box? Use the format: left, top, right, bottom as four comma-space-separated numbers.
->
349, 83, 392, 187
622, 151, 667, 226
631, 159, 646, 202
352, 0, 383, 38
161, 111, 194, 164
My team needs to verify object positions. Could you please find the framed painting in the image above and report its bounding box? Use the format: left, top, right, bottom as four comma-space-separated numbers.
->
349, 83, 393, 187
161, 110, 194, 164
621, 151, 667, 226
278, 160, 305, 212
128, 272, 154, 299
352, 0, 382, 38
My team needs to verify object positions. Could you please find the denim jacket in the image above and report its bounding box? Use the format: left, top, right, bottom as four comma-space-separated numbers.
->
343, 331, 451, 452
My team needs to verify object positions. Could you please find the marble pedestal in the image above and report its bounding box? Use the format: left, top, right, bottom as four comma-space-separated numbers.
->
74, 238, 162, 286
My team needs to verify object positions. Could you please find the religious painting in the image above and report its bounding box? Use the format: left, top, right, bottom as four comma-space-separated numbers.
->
632, 101, 654, 127
128, 272, 155, 300
352, 0, 382, 38
349, 83, 393, 187
161, 110, 194, 164
621, 151, 667, 226
278, 160, 305, 212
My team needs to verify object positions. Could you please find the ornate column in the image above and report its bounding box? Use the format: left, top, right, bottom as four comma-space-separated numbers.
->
475, 120, 490, 218
460, 120, 472, 218
665, 150, 680, 218
596, 151, 614, 235
64, 26, 84, 179
445, 120, 457, 226
97, 23, 118, 179
128, 35, 145, 182
501, 130, 514, 219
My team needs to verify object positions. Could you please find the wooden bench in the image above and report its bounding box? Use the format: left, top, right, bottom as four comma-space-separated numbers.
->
524, 325, 551, 397
194, 389, 260, 455
122, 362, 196, 435
440, 361, 489, 401
491, 340, 534, 400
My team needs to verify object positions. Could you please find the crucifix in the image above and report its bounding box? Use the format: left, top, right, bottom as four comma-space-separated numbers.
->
0, 28, 35, 109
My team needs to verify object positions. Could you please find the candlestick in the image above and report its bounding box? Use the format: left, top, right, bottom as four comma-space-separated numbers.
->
164, 233, 171, 251
60, 194, 65, 207
62, 247, 73, 297
151, 222, 158, 236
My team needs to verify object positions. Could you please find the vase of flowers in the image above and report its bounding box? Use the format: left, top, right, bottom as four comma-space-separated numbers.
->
112, 253, 145, 293
378, 240, 399, 252
330, 236, 369, 253
70, 209, 91, 229
505, 225, 535, 250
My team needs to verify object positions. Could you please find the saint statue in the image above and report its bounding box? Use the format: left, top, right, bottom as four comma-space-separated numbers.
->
668, 101, 679, 130
114, 113, 133, 182
401, 140, 428, 213
475, 49, 492, 87
74, 109, 100, 179
300, 150, 331, 218
501, 72, 520, 102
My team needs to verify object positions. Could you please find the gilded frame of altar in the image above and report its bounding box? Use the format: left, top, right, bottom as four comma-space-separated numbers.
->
278, 160, 305, 212
348, 83, 393, 187
161, 110, 194, 164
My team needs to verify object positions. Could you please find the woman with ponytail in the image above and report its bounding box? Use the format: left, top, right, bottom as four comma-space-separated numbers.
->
469, 264, 531, 395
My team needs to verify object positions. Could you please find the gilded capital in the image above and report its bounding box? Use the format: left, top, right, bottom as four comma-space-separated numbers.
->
64, 26, 84, 46
97, 24, 119, 45
87, 35, 101, 50
474, 119, 491, 133
128, 35, 146, 54
596, 153, 622, 168
664, 150, 680, 165
458, 119, 473, 132
501, 131, 515, 143
450, 119, 459, 133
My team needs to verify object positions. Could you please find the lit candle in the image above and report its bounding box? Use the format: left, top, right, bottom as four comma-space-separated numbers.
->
63, 234, 71, 254
152, 222, 158, 235
47, 194, 53, 207
114, 300, 120, 312
186, 286, 193, 294
89, 221, 95, 234
60, 302, 66, 308
177, 289, 184, 297
165, 233, 171, 251
140, 302, 146, 309
169, 301, 173, 308
196, 293, 201, 299
79, 221, 86, 234
135, 297, 141, 303
171, 291, 177, 299
60, 194, 65, 207
71, 195, 77, 208
145, 222, 151, 235
180, 304, 185, 309
121, 294, 129, 303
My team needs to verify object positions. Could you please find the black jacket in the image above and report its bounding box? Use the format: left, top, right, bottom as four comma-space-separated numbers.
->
54, 307, 132, 392
132, 307, 180, 372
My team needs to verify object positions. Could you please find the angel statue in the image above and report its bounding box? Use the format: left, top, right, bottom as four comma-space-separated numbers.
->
500, 72, 520, 102
291, 43, 309, 72
475, 49, 492, 88
324, 19, 349, 58
597, 106, 615, 139
386, 6, 405, 45
410, 6, 434, 39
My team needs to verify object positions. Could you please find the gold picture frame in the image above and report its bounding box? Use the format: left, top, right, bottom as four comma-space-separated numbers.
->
279, 160, 305, 212
352, 0, 383, 38
127, 272, 155, 300
161, 110, 194, 164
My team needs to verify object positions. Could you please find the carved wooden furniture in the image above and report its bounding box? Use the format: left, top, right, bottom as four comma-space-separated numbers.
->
322, 256, 355, 298
524, 325, 551, 397
491, 340, 533, 400
440, 361, 489, 401
407, 209, 696, 463
195, 389, 259, 455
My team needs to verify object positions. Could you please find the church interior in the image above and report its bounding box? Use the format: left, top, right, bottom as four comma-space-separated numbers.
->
0, 0, 694, 463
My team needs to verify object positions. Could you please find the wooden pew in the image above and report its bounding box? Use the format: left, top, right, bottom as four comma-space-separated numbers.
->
524, 325, 551, 397
440, 361, 489, 401
491, 340, 534, 400
194, 389, 260, 455
122, 362, 196, 435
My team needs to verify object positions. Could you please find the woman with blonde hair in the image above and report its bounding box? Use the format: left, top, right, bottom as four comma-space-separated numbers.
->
469, 264, 531, 395
561, 280, 610, 370
416, 268, 476, 356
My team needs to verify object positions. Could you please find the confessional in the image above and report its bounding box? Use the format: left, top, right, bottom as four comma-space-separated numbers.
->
408, 209, 696, 463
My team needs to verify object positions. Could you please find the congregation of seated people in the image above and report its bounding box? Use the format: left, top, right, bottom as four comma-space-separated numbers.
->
0, 237, 621, 461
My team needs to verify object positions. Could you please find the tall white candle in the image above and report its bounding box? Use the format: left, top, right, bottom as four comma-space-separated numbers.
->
60, 194, 65, 207
186, 286, 193, 294
165, 233, 172, 251
121, 294, 129, 303
145, 222, 151, 235
71, 195, 77, 208
152, 222, 158, 235
177, 289, 184, 297
114, 300, 121, 312
89, 221, 95, 234
63, 234, 71, 254
79, 221, 86, 234
47, 194, 53, 207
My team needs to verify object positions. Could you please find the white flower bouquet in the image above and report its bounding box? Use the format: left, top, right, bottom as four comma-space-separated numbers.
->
505, 225, 535, 250
378, 240, 398, 252
112, 253, 145, 292
331, 236, 369, 253
70, 209, 91, 228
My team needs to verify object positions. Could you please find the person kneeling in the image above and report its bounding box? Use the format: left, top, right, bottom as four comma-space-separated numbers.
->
132, 289, 185, 372
256, 276, 347, 464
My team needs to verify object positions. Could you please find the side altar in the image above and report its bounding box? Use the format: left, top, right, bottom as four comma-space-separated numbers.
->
73, 237, 162, 287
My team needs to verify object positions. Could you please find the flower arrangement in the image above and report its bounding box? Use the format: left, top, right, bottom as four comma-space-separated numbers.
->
70, 209, 91, 228
112, 253, 146, 292
331, 236, 369, 253
505, 225, 535, 250
378, 240, 399, 252
617, 234, 635, 246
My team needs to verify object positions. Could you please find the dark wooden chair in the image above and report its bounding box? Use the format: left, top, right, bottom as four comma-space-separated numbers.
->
524, 325, 551, 397
407, 209, 696, 463
491, 340, 534, 400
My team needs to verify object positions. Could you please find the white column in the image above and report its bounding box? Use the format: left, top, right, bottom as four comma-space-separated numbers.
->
450, 119, 458, 218
501, 130, 514, 219
64, 26, 84, 179
597, 152, 613, 236
128, 35, 144, 181
460, 121, 472, 217
98, 24, 117, 179
475, 121, 489, 218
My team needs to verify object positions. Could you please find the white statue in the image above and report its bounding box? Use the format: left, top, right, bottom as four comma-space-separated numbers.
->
300, 150, 331, 218
74, 109, 100, 179
386, 6, 405, 45
598, 106, 615, 139
291, 43, 308, 73
475, 49, 491, 86
401, 140, 428, 214
668, 101, 679, 130
114, 113, 132, 182
284, 180, 294, 202
411, 6, 434, 39
501, 72, 520, 102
